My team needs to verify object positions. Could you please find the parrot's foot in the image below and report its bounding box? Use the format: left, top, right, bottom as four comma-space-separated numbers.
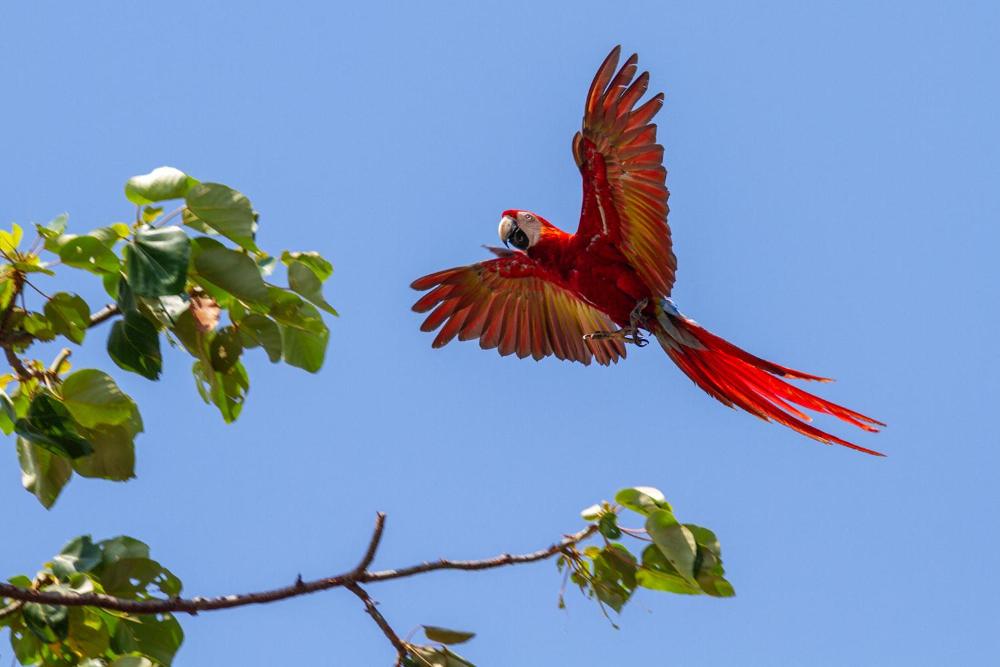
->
583, 327, 648, 347
583, 298, 651, 347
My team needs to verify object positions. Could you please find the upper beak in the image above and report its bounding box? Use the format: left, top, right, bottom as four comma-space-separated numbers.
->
498, 215, 516, 247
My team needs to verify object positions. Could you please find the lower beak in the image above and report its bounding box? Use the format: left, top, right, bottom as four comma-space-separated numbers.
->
498, 216, 516, 247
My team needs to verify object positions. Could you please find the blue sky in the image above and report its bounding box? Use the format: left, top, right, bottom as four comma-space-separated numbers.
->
2, 1, 998, 664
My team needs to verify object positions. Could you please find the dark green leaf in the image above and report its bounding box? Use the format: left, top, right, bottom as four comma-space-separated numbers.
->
645, 509, 698, 584
126, 226, 190, 297
112, 612, 183, 665
288, 260, 337, 315
125, 167, 198, 205
423, 626, 476, 645
598, 513, 622, 540
59, 236, 121, 274
193, 246, 268, 303
237, 314, 282, 362
44, 292, 90, 344
108, 313, 162, 380
185, 182, 259, 251
209, 326, 243, 373
615, 486, 672, 516
15, 392, 93, 459
23, 601, 69, 643
53, 536, 103, 579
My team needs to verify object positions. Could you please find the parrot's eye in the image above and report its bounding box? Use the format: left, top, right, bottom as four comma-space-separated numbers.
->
509, 227, 530, 250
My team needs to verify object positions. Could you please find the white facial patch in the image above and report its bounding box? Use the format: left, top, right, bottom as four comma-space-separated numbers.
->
515, 212, 542, 247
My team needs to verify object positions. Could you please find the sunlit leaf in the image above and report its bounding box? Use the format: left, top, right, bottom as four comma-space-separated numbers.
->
16, 436, 73, 508
423, 626, 476, 645
125, 167, 198, 205
15, 392, 93, 459
645, 509, 697, 584
60, 236, 121, 274
44, 292, 91, 344
615, 486, 671, 516
185, 182, 258, 252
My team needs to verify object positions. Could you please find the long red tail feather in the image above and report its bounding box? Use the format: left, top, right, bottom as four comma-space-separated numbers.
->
655, 304, 885, 456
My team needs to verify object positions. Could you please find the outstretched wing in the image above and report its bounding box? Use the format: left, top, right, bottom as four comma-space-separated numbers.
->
411, 251, 626, 366
572, 46, 676, 297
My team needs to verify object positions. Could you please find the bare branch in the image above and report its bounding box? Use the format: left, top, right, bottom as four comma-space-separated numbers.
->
0, 518, 598, 616
345, 582, 407, 665
49, 348, 72, 374
88, 304, 120, 328
0, 600, 23, 620
353, 511, 386, 577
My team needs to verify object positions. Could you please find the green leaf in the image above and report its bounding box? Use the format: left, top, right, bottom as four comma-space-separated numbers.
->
192, 360, 249, 423
0, 390, 16, 435
580, 503, 603, 521
281, 250, 332, 281
423, 626, 476, 645
59, 236, 121, 274
270, 292, 328, 372
126, 226, 190, 297
23, 600, 69, 643
10, 626, 42, 664
193, 246, 269, 303
16, 437, 73, 508
23, 312, 56, 341
0, 277, 15, 311
598, 513, 622, 539
288, 260, 337, 315
89, 223, 131, 248
53, 536, 103, 579
635, 544, 702, 595
280, 319, 328, 373
66, 606, 111, 658
107, 313, 162, 380
406, 645, 477, 667
645, 509, 698, 584
237, 314, 282, 362
125, 167, 198, 205
62, 368, 136, 429
15, 392, 93, 459
100, 557, 181, 598
209, 326, 243, 373
615, 486, 672, 516
112, 612, 184, 666
686, 524, 735, 598
142, 206, 164, 223
99, 536, 151, 564
590, 544, 636, 612
44, 292, 91, 344
72, 422, 138, 481
185, 182, 259, 252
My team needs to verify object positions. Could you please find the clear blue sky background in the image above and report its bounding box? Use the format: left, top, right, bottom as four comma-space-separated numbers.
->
2, 2, 998, 665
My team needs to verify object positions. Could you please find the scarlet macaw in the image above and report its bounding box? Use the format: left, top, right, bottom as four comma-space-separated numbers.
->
411, 46, 884, 455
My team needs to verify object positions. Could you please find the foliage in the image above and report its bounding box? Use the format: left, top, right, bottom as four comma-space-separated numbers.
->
0, 535, 183, 666
561, 486, 734, 620
0, 167, 336, 507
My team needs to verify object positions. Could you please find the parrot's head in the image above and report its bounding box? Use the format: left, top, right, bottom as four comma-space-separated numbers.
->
499, 210, 545, 251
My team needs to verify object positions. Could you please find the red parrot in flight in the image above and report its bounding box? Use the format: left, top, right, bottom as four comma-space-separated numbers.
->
411, 46, 884, 455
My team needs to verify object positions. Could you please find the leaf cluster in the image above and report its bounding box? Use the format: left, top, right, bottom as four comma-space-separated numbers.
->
563, 486, 734, 620
0, 167, 336, 507
0, 536, 183, 666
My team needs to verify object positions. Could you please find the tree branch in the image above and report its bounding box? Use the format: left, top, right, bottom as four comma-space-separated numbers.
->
88, 304, 120, 328
0, 516, 597, 617
346, 582, 408, 666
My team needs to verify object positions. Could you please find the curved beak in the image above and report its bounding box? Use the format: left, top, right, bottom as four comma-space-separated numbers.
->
498, 215, 517, 247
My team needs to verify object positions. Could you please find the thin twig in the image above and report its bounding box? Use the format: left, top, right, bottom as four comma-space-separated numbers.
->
0, 600, 23, 621
0, 519, 598, 616
48, 348, 71, 375
150, 206, 184, 229
345, 582, 408, 665
353, 512, 386, 577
